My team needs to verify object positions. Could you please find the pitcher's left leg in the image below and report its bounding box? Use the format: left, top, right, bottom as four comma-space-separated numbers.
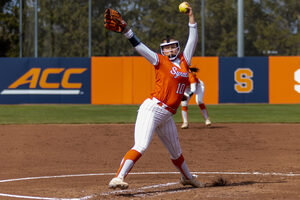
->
109, 98, 160, 189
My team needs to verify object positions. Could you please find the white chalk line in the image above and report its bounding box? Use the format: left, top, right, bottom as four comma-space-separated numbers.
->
0, 171, 299, 200
1, 171, 299, 184
100, 182, 180, 197
0, 193, 92, 200
102, 182, 195, 198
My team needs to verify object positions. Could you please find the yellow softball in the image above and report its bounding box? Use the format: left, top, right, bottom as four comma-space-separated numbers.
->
179, 2, 189, 13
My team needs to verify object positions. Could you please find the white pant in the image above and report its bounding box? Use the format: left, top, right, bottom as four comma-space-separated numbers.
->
132, 98, 182, 160
181, 80, 205, 106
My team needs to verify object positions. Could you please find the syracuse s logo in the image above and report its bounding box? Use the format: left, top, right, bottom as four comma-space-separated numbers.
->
234, 68, 254, 93
1, 68, 87, 95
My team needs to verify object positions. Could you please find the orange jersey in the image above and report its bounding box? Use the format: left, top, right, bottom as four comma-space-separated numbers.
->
187, 72, 200, 87
150, 53, 189, 112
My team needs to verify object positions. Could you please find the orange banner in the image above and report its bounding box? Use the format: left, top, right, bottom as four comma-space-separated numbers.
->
190, 57, 219, 104
269, 56, 300, 104
91, 56, 219, 105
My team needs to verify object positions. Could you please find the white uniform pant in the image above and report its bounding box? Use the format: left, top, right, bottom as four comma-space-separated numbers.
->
132, 98, 182, 160
181, 80, 205, 107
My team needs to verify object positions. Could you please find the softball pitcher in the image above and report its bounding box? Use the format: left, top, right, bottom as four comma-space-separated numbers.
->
104, 2, 202, 189
181, 67, 211, 129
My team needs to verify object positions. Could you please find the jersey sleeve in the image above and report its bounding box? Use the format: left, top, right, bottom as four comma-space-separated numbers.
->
183, 23, 198, 66
135, 43, 159, 66
124, 29, 159, 66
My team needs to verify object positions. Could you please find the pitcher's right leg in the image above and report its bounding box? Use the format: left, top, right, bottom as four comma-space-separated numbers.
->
109, 98, 160, 189
156, 117, 203, 188
109, 149, 141, 189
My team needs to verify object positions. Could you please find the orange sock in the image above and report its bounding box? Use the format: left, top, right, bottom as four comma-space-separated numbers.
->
171, 154, 192, 180
199, 103, 209, 119
116, 149, 142, 178
199, 103, 206, 110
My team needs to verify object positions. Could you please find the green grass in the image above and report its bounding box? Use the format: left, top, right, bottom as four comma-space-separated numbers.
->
173, 104, 300, 123
0, 104, 299, 124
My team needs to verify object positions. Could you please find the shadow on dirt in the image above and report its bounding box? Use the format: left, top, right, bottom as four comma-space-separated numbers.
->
181, 125, 229, 130
116, 186, 194, 198
114, 178, 286, 198
206, 177, 286, 187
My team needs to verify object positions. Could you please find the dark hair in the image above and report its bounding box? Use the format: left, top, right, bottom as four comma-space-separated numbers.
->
189, 67, 199, 73
166, 35, 170, 43
162, 35, 175, 43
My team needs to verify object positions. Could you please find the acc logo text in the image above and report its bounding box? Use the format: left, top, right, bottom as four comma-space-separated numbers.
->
1, 68, 87, 95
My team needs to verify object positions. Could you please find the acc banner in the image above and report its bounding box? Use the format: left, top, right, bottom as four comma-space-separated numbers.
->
0, 58, 90, 104
219, 57, 269, 103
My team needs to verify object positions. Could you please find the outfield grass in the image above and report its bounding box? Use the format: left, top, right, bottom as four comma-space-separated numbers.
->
0, 104, 299, 124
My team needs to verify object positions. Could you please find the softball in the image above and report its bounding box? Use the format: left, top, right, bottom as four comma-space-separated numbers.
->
179, 2, 189, 13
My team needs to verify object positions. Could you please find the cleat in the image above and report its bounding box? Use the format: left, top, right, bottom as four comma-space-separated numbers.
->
108, 177, 129, 189
181, 122, 189, 129
205, 118, 211, 126
180, 175, 204, 188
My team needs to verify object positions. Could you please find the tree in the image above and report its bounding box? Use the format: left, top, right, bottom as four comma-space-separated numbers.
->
205, 0, 237, 56
0, 0, 19, 57
36, 0, 89, 57
249, 0, 300, 56
0, 0, 299, 57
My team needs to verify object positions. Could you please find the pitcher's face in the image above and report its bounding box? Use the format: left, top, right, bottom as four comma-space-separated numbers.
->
161, 43, 179, 57
160, 39, 180, 60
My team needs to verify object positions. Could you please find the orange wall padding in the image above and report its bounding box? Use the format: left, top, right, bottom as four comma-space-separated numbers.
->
269, 56, 300, 104
91, 56, 219, 105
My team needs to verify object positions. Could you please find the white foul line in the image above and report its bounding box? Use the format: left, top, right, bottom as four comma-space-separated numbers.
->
0, 171, 299, 200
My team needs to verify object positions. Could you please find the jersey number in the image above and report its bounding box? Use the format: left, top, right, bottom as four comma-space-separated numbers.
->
176, 83, 185, 94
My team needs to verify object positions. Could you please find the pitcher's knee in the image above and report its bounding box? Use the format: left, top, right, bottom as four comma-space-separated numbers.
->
132, 145, 146, 155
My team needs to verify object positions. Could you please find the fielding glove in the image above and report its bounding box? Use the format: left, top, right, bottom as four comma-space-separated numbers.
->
104, 8, 127, 33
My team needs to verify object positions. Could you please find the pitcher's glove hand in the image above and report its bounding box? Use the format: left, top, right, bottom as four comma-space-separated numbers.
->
104, 8, 127, 33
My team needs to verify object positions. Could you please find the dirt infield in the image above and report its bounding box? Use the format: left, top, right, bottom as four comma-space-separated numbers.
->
0, 123, 299, 200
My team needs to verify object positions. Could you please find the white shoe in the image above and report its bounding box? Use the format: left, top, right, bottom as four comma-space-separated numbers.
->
108, 177, 129, 189
180, 175, 204, 188
205, 118, 211, 126
181, 122, 189, 129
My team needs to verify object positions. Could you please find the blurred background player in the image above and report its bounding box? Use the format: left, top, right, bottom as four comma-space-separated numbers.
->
104, 2, 203, 190
181, 67, 211, 129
